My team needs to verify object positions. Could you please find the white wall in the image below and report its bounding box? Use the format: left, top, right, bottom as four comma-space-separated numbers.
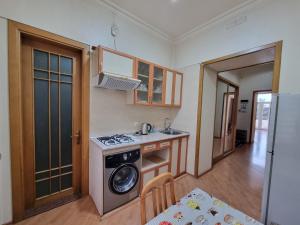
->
0, 0, 172, 67
0, 18, 12, 225
172, 64, 200, 175
174, 0, 300, 175
236, 64, 273, 141
198, 67, 217, 175
175, 0, 300, 94
0, 0, 174, 223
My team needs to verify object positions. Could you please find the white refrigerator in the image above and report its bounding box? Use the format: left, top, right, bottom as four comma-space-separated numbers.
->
261, 94, 300, 225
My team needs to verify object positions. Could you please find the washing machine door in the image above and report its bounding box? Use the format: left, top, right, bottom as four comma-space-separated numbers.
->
109, 164, 139, 194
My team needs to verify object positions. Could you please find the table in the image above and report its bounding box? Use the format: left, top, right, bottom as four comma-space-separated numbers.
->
146, 188, 263, 225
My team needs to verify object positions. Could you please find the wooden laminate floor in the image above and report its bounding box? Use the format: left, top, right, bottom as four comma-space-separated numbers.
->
16, 130, 267, 225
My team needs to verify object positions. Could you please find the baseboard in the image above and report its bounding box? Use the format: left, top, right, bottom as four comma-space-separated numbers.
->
196, 168, 213, 178
2, 222, 13, 225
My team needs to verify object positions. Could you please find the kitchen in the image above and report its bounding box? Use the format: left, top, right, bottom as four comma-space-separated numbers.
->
1, 0, 300, 225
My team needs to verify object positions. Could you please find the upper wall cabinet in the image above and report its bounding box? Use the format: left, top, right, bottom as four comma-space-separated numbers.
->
97, 46, 183, 107
133, 60, 183, 107
173, 72, 183, 107
135, 60, 151, 104
165, 70, 174, 106
98, 47, 135, 77
152, 65, 164, 105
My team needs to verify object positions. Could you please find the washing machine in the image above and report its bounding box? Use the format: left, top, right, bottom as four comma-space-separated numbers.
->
103, 148, 141, 213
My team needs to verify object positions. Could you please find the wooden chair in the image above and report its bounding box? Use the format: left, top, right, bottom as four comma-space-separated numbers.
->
140, 172, 176, 225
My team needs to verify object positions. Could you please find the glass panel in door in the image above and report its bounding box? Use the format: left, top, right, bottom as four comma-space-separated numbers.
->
136, 61, 150, 103
152, 66, 164, 104
33, 50, 74, 199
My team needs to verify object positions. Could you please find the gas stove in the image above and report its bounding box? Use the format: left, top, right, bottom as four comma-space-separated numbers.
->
96, 134, 135, 146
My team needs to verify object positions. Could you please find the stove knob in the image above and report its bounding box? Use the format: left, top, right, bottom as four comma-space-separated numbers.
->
123, 153, 128, 161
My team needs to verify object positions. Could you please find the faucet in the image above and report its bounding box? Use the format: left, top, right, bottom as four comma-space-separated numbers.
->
164, 118, 172, 131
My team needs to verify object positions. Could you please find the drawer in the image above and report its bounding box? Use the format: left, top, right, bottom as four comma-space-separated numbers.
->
159, 141, 171, 149
142, 143, 157, 153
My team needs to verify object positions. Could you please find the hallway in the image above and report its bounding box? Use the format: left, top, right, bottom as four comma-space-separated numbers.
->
193, 129, 268, 220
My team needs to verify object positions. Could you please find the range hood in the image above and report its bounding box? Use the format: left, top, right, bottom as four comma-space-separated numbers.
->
95, 72, 141, 91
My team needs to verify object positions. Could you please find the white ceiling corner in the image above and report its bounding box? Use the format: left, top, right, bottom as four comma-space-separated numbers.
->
96, 0, 171, 41
97, 0, 260, 43
174, 0, 259, 43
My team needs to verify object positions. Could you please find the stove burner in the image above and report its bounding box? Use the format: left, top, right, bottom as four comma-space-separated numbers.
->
97, 134, 134, 146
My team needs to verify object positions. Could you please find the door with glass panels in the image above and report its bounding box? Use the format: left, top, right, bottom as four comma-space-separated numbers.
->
21, 37, 81, 210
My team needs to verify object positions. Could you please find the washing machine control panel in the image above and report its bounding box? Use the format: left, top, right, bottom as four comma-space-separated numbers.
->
105, 149, 140, 168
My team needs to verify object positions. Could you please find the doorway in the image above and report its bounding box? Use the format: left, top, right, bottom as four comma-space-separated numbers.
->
9, 21, 90, 222
213, 78, 238, 163
194, 41, 282, 220
249, 91, 272, 143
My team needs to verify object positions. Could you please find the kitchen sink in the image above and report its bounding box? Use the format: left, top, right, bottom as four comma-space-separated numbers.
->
160, 129, 182, 135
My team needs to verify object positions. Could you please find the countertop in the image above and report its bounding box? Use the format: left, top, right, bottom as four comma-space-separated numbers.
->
90, 130, 189, 151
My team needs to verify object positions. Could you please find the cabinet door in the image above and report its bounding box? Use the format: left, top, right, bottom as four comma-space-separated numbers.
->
165, 70, 173, 105
102, 49, 134, 77
179, 137, 188, 174
151, 66, 164, 105
173, 73, 183, 106
136, 61, 151, 104
171, 139, 179, 176
142, 170, 155, 187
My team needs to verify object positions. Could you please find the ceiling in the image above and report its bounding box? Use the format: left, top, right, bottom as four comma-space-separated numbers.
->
105, 0, 253, 39
207, 47, 275, 72
231, 62, 274, 77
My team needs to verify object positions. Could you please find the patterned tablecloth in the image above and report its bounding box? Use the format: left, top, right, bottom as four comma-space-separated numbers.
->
146, 188, 263, 225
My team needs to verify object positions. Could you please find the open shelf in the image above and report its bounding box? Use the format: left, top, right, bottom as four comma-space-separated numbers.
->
142, 149, 170, 172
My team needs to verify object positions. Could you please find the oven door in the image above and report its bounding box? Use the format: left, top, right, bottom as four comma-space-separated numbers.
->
109, 164, 139, 195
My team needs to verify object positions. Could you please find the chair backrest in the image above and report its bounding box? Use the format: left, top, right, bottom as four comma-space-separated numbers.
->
140, 172, 176, 225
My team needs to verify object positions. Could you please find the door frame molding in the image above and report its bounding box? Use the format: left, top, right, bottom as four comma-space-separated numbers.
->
8, 20, 90, 222
194, 41, 282, 177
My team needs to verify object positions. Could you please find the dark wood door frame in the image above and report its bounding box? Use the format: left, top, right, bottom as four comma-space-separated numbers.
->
8, 20, 90, 222
195, 41, 282, 177
249, 90, 272, 143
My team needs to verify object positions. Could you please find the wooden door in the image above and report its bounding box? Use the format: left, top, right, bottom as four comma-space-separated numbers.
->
21, 36, 82, 211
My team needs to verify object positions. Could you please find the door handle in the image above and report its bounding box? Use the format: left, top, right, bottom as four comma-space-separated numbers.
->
71, 131, 81, 144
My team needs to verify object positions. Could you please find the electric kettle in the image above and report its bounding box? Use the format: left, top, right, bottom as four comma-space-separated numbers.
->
141, 123, 152, 135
